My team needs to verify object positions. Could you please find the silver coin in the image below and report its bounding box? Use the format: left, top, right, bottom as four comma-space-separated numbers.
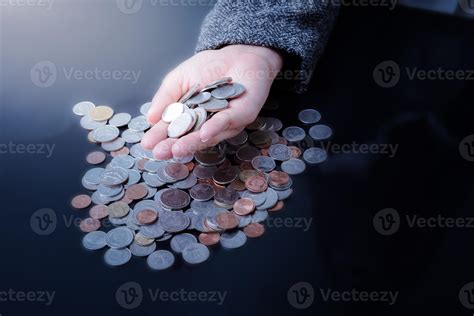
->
251, 156, 276, 172
276, 188, 293, 200
265, 117, 283, 132
128, 115, 150, 132
73, 101, 95, 116
282, 126, 306, 142
298, 109, 321, 124
144, 160, 166, 173
309, 124, 333, 140
80, 115, 106, 130
91, 190, 110, 205
202, 77, 233, 91
251, 209, 269, 223
82, 231, 107, 250
268, 144, 292, 161
191, 107, 208, 132
100, 167, 129, 185
97, 184, 123, 197
156, 232, 173, 242
104, 248, 132, 266
159, 210, 190, 233
226, 130, 248, 146
281, 158, 306, 175
167, 112, 194, 138
236, 214, 252, 228
108, 215, 128, 226
170, 233, 198, 253
241, 191, 267, 207
190, 200, 216, 213
182, 243, 210, 264
187, 92, 211, 105
143, 172, 165, 188
125, 169, 141, 186
130, 143, 152, 159
82, 177, 98, 191
172, 154, 194, 164
122, 129, 144, 143
303, 147, 328, 164
220, 230, 247, 249
147, 250, 175, 270
198, 98, 228, 112
140, 102, 152, 115
110, 155, 135, 169
109, 113, 132, 127
130, 241, 156, 257
101, 137, 125, 151
168, 173, 197, 190
84, 168, 105, 185
228, 83, 246, 98
179, 83, 200, 104
211, 84, 236, 99
256, 188, 278, 210
144, 184, 158, 199
106, 227, 134, 249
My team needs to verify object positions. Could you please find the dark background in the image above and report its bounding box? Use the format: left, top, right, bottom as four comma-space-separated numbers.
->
1, 1, 474, 315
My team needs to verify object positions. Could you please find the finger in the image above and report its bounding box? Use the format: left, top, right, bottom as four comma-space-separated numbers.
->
147, 71, 185, 125
199, 108, 252, 143
172, 128, 242, 158
152, 138, 177, 161
141, 120, 169, 150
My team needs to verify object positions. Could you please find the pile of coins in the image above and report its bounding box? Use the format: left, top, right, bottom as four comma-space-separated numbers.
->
71, 78, 332, 270
161, 77, 245, 138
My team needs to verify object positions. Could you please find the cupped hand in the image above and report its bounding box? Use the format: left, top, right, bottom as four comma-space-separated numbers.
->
141, 44, 283, 160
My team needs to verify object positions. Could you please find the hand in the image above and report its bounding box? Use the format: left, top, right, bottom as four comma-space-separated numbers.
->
141, 44, 283, 160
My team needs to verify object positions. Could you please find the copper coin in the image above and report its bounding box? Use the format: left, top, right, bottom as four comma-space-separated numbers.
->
233, 198, 256, 216
111, 147, 130, 157
86, 151, 106, 165
260, 148, 269, 156
194, 147, 226, 166
193, 165, 217, 179
243, 223, 265, 238
120, 195, 134, 204
71, 194, 92, 209
125, 184, 148, 200
136, 209, 158, 225
239, 161, 254, 171
269, 171, 290, 187
239, 169, 260, 182
79, 217, 101, 232
136, 158, 147, 171
288, 146, 302, 158
229, 179, 246, 191
215, 211, 239, 230
277, 137, 288, 145
213, 166, 238, 185
165, 162, 189, 181
214, 187, 239, 206
198, 232, 220, 246
89, 204, 108, 219
189, 183, 215, 201
185, 162, 195, 171
269, 200, 285, 212
160, 189, 190, 209
245, 176, 268, 193
236, 145, 260, 162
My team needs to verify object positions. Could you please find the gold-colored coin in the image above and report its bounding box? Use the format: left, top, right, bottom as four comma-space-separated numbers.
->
90, 106, 114, 121
134, 232, 155, 246
107, 201, 129, 218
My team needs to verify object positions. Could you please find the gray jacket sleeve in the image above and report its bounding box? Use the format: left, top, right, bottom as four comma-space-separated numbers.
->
196, 0, 340, 93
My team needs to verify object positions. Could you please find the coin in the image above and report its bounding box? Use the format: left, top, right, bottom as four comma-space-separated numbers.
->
71, 194, 92, 209
86, 151, 106, 165
168, 112, 194, 138
106, 227, 134, 248
82, 231, 107, 250
140, 102, 152, 115
122, 129, 144, 143
128, 115, 150, 132
147, 250, 175, 270
251, 209, 269, 222
191, 107, 208, 132
233, 198, 256, 216
288, 146, 302, 158
228, 83, 246, 98
73, 101, 95, 116
281, 158, 306, 175
213, 166, 238, 184
198, 232, 220, 246
226, 130, 248, 146
108, 201, 130, 218
236, 145, 260, 162
211, 84, 236, 99
160, 189, 190, 209
164, 162, 189, 181
220, 230, 247, 249
179, 83, 200, 103
162, 102, 185, 123
189, 183, 215, 201
298, 109, 321, 124
303, 148, 328, 164
100, 167, 128, 185
193, 165, 217, 179
125, 184, 148, 200
195, 147, 226, 166
269, 200, 284, 212
243, 223, 265, 238
159, 210, 190, 232
214, 187, 239, 207
202, 77, 232, 91
79, 217, 101, 232
182, 243, 209, 264
245, 176, 268, 193
92, 125, 120, 142
170, 233, 197, 253
101, 137, 125, 152
109, 113, 132, 127
256, 189, 278, 210
251, 156, 276, 172
198, 97, 228, 112
130, 242, 156, 257
80, 115, 107, 130
309, 124, 333, 140
111, 147, 130, 157
269, 171, 290, 187
268, 144, 292, 161
282, 126, 306, 142
104, 248, 132, 266
229, 179, 246, 191
187, 91, 211, 105
136, 209, 158, 225
90, 106, 114, 121
215, 211, 239, 230
89, 204, 108, 219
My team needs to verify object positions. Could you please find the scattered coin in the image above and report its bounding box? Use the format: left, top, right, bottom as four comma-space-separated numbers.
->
147, 250, 175, 270
136, 209, 158, 225
82, 231, 107, 250
282, 126, 306, 142
281, 158, 306, 175
198, 232, 220, 246
243, 223, 265, 238
106, 227, 134, 249
140, 102, 152, 115
220, 230, 247, 249
309, 124, 333, 140
90, 106, 114, 121
233, 198, 256, 216
125, 184, 148, 200
73, 101, 95, 116
109, 113, 132, 127
182, 243, 210, 264
71, 194, 92, 209
89, 204, 108, 219
303, 148, 328, 164
170, 233, 197, 253
162, 102, 185, 123
93, 125, 120, 142
104, 248, 132, 266
298, 109, 321, 124
108, 201, 130, 218
80, 217, 101, 232
245, 176, 268, 193
86, 151, 106, 165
